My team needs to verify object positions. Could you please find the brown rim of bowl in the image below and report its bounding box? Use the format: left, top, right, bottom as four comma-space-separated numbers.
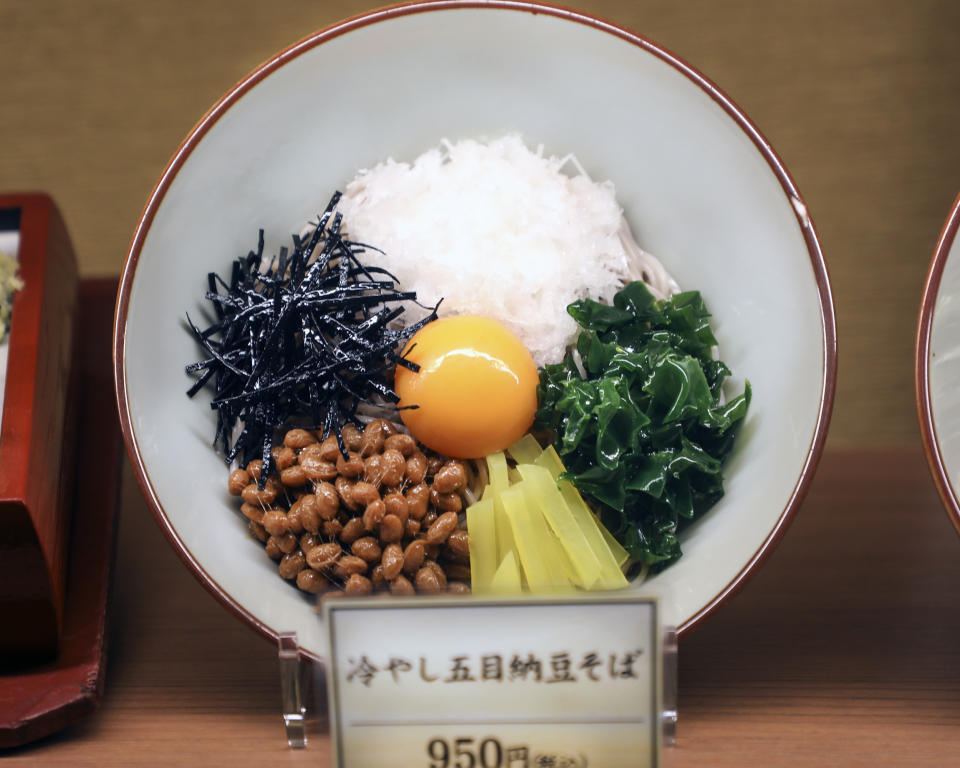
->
113, 0, 838, 659
916, 192, 960, 539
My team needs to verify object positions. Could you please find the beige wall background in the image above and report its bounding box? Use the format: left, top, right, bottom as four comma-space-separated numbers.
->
2, 0, 958, 446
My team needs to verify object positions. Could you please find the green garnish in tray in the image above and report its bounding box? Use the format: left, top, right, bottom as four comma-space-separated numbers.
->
535, 281, 751, 570
0, 249, 23, 342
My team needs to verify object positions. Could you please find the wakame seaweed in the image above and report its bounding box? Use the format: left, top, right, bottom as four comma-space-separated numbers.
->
534, 281, 750, 570
184, 192, 438, 483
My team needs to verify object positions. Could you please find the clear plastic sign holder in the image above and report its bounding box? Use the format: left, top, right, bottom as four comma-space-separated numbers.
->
274, 600, 678, 766
662, 627, 678, 747
277, 632, 310, 748
277, 631, 333, 749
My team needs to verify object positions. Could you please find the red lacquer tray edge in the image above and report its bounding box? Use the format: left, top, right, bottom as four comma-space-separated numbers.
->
0, 279, 122, 749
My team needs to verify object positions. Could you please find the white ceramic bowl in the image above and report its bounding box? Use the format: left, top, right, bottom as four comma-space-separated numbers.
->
917, 192, 960, 537
115, 1, 836, 659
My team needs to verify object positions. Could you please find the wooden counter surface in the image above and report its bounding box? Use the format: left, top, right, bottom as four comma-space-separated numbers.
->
1, 446, 958, 766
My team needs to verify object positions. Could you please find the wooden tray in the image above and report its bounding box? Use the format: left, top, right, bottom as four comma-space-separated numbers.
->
0, 279, 122, 748
0, 193, 79, 659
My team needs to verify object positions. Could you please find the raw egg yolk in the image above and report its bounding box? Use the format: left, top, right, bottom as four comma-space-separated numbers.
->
395, 315, 538, 458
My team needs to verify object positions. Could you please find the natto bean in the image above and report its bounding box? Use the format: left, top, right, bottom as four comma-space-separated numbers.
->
275, 532, 299, 555
342, 423, 363, 452
359, 419, 389, 457
384, 433, 416, 457
444, 563, 472, 582
306, 541, 341, 570
296, 568, 327, 594
283, 428, 317, 449
370, 563, 386, 589
424, 559, 448, 589
322, 519, 343, 539
314, 482, 340, 520
336, 450, 365, 479
262, 509, 290, 537
248, 520, 268, 543
278, 550, 306, 579
265, 536, 283, 560
294, 495, 321, 533
390, 575, 415, 596
352, 482, 380, 508
426, 511, 459, 545
241, 477, 280, 506
447, 530, 470, 558
414, 566, 443, 594
435, 491, 463, 513
344, 573, 373, 596
351, 536, 382, 563
363, 498, 386, 531
405, 453, 427, 484
319, 435, 341, 462
405, 483, 430, 520
380, 449, 406, 487
285, 505, 304, 535
381, 543, 404, 580
300, 444, 338, 481
334, 555, 369, 579
383, 491, 408, 522
272, 445, 297, 471
335, 477, 359, 511
433, 462, 467, 494
426, 455, 444, 477
228, 468, 250, 495
379, 514, 404, 544
240, 502, 264, 524
402, 540, 426, 576
299, 533, 320, 556
364, 454, 385, 485
339, 517, 366, 545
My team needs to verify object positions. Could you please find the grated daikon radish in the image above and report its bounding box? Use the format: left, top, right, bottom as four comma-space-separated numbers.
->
337, 135, 674, 367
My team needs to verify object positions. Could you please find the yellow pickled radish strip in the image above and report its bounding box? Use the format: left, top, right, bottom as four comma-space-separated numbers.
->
517, 479, 572, 589
500, 484, 558, 592
490, 550, 522, 593
485, 452, 516, 562
472, 441, 628, 593
466, 498, 497, 594
507, 433, 543, 465
533, 443, 566, 480
558, 482, 628, 589
598, 518, 631, 569
486, 451, 510, 490
493, 497, 515, 566
516, 463, 602, 589
553, 534, 580, 586
534, 445, 628, 588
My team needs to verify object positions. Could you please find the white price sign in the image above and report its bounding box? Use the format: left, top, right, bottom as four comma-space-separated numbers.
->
324, 594, 663, 768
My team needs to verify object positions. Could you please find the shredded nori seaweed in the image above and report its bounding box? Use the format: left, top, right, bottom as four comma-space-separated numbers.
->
185, 192, 439, 484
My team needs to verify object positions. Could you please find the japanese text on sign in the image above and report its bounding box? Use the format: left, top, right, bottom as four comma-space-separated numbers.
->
345, 649, 644, 686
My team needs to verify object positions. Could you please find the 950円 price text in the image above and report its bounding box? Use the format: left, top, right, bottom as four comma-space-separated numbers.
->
426, 736, 585, 768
